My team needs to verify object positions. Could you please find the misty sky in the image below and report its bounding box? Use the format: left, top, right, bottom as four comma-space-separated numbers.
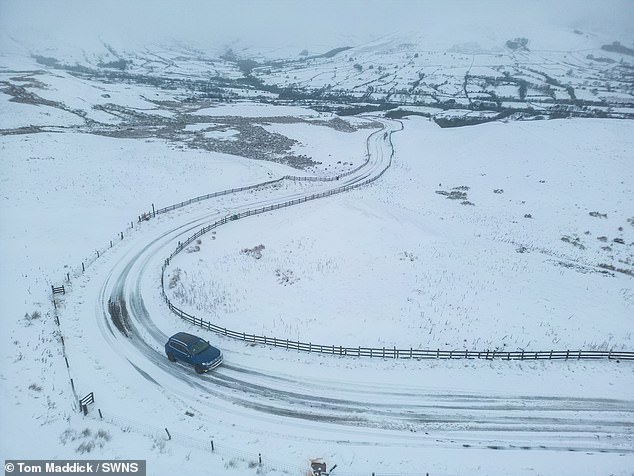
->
1, 0, 633, 55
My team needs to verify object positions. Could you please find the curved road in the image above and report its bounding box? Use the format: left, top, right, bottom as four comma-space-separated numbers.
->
79, 117, 634, 455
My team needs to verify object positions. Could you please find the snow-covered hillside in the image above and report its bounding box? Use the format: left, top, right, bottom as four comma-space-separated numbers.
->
166, 117, 634, 352
1, 1, 633, 475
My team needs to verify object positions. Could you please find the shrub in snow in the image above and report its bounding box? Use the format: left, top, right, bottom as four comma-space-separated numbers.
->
242, 244, 265, 259
76, 441, 95, 454
25, 310, 41, 321
275, 268, 298, 285
561, 235, 585, 249
169, 268, 181, 289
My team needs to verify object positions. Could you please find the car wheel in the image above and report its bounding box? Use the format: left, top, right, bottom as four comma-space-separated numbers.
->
194, 364, 204, 374
167, 352, 176, 362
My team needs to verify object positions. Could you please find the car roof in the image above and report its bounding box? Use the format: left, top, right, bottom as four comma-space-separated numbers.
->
170, 332, 204, 346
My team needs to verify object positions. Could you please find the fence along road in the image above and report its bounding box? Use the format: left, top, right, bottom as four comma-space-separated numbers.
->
95, 116, 634, 458
140, 118, 390, 220
152, 118, 633, 363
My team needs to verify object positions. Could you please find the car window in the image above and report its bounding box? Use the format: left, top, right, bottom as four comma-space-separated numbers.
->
171, 341, 188, 354
191, 340, 210, 355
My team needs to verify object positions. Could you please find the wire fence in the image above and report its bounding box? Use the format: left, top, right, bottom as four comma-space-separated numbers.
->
163, 299, 634, 362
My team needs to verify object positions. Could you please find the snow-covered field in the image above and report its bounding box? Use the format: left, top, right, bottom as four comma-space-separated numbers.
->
166, 117, 634, 351
1, 2, 634, 475
2, 103, 633, 475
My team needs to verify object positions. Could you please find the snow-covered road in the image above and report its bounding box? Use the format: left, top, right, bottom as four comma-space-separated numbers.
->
59, 116, 634, 471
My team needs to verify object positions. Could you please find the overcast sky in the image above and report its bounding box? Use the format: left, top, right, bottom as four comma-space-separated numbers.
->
1, 0, 633, 55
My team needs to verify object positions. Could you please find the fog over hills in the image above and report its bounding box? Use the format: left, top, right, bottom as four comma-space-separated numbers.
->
2, 0, 633, 57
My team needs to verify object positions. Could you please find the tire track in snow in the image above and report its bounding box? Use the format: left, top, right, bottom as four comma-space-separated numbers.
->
92, 117, 634, 453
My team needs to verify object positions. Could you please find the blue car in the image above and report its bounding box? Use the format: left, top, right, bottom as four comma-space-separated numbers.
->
165, 332, 223, 373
